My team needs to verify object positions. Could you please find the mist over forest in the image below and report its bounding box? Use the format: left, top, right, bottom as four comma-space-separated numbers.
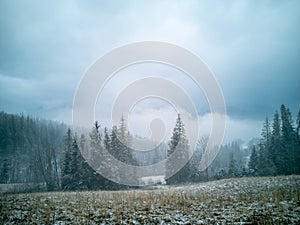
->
1, 104, 299, 192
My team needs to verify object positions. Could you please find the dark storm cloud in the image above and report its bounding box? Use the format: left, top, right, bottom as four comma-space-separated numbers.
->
189, 1, 300, 118
0, 0, 299, 127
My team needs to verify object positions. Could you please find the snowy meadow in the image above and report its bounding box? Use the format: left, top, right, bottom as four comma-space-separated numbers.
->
1, 176, 300, 224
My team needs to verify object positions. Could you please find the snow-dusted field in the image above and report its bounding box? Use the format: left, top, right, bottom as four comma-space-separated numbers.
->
1, 176, 300, 224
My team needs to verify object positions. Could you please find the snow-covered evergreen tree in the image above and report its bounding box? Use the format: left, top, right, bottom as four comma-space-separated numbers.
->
89, 121, 103, 169
61, 128, 72, 189
166, 114, 190, 184
103, 127, 110, 152
280, 105, 299, 174
270, 111, 282, 174
228, 152, 238, 177
257, 117, 276, 176
248, 146, 258, 176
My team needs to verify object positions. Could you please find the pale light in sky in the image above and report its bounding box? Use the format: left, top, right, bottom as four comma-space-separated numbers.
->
1, 0, 299, 142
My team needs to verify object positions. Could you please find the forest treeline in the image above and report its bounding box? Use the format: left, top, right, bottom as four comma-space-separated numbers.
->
0, 104, 299, 192
248, 104, 300, 176
0, 112, 66, 190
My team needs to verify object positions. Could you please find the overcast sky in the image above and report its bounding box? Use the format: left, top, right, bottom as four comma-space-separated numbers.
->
0, 0, 299, 142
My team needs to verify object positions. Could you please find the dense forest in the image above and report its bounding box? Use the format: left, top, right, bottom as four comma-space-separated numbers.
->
0, 112, 66, 190
248, 105, 300, 176
0, 104, 299, 192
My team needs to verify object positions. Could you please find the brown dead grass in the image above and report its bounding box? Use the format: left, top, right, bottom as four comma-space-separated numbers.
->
0, 176, 299, 224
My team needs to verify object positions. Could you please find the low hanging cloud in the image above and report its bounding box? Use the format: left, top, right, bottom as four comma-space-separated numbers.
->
0, 1, 299, 142
97, 99, 261, 144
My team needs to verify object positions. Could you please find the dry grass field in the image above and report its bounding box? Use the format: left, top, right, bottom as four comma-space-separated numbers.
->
1, 176, 300, 224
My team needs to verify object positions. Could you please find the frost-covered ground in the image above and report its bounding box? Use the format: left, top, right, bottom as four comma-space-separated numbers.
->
1, 176, 300, 224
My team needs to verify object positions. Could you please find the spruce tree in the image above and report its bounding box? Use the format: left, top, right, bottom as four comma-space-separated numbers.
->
261, 116, 271, 149
280, 104, 297, 174
103, 127, 110, 152
270, 111, 282, 174
62, 129, 101, 190
254, 105, 300, 176
107, 125, 123, 183
88, 122, 116, 188
62, 128, 72, 189
69, 137, 82, 189
257, 143, 266, 176
117, 116, 133, 164
89, 121, 102, 169
166, 114, 190, 184
108, 117, 135, 166
228, 152, 238, 177
258, 117, 276, 176
109, 125, 119, 159
248, 146, 258, 176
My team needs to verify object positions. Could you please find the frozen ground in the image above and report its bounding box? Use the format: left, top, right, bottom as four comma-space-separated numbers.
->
1, 176, 300, 224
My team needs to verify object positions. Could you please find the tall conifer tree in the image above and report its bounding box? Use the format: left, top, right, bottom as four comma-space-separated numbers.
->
166, 114, 190, 184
